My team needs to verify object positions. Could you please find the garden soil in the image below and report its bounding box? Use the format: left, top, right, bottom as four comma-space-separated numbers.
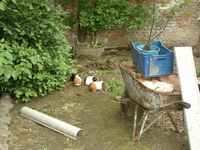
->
8, 50, 190, 150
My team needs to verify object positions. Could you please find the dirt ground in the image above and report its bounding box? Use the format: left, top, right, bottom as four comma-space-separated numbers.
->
8, 50, 190, 150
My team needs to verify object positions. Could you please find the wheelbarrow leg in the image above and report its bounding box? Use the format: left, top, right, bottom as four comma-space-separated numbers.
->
120, 90, 130, 117
138, 111, 149, 140
167, 112, 180, 133
120, 99, 129, 117
143, 112, 163, 134
132, 104, 138, 141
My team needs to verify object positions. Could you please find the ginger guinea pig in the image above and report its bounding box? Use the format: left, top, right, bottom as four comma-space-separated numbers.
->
88, 81, 104, 92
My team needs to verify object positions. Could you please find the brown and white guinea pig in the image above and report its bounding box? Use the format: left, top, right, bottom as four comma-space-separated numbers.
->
88, 81, 105, 92
84, 75, 98, 86
71, 74, 82, 86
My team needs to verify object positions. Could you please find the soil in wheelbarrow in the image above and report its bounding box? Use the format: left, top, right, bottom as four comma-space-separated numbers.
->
8, 49, 189, 150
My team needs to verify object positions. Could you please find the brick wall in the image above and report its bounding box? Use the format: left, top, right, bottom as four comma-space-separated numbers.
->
100, 0, 200, 51
65, 0, 200, 54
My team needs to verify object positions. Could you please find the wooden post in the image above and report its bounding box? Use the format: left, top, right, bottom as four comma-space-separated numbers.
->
175, 47, 200, 150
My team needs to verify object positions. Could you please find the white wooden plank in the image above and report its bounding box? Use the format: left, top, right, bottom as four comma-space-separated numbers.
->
175, 47, 200, 150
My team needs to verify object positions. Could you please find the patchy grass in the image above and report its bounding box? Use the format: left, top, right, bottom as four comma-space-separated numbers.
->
95, 69, 124, 97
105, 79, 124, 97
9, 51, 189, 150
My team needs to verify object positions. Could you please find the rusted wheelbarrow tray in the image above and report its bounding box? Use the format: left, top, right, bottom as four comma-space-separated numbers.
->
120, 65, 188, 111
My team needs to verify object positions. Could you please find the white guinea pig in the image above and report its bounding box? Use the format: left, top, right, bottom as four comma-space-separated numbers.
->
85, 76, 98, 86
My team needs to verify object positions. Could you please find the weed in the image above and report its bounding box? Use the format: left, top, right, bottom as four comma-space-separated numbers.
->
105, 79, 124, 97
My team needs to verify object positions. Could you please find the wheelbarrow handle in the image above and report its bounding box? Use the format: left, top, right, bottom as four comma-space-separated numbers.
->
180, 101, 191, 109
160, 101, 191, 111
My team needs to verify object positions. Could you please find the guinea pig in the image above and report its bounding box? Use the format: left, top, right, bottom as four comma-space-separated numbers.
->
88, 82, 97, 92
88, 81, 104, 92
85, 75, 98, 86
73, 74, 82, 86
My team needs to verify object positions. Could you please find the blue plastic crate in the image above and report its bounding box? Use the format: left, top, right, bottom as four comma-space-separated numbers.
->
131, 41, 174, 77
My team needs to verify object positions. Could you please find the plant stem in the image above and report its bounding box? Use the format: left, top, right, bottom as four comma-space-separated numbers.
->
144, 3, 156, 50
151, 16, 170, 41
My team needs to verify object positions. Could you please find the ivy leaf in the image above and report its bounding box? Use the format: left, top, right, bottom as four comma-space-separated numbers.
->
3, 65, 14, 81
0, 1, 7, 11
0, 57, 7, 65
11, 0, 16, 4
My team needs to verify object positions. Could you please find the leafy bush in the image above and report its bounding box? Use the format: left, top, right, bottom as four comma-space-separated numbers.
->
79, 0, 150, 32
0, 0, 73, 101
77, 0, 151, 46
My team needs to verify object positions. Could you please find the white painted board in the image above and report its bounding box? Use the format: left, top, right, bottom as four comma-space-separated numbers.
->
175, 47, 200, 150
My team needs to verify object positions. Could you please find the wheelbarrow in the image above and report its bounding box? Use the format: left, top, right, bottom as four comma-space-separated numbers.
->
119, 65, 190, 141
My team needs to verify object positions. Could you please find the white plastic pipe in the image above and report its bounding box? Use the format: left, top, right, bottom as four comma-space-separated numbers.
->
20, 106, 82, 140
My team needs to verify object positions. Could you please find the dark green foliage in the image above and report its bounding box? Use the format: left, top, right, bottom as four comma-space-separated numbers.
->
0, 0, 73, 101
77, 0, 151, 45
62, 0, 72, 4
79, 0, 150, 32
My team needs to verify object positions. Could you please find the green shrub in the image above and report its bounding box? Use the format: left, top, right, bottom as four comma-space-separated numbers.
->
77, 0, 151, 46
79, 0, 150, 31
0, 0, 73, 101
